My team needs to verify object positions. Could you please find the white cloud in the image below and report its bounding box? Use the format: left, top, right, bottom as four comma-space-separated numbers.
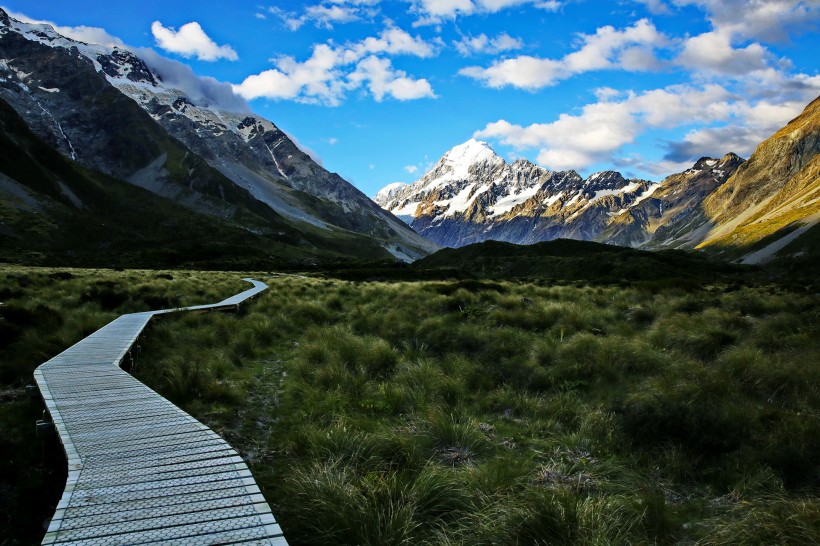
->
668, 1, 820, 80
405, 165, 419, 173
476, 73, 820, 172
268, 1, 382, 30
233, 25, 437, 105
3, 9, 125, 47
326, 137, 339, 145
634, 0, 672, 14
151, 21, 238, 61
664, 80, 820, 160
453, 32, 523, 56
460, 56, 563, 89
347, 26, 439, 60
535, 1, 562, 11
135, 48, 250, 112
350, 56, 436, 101
461, 19, 667, 89
235, 44, 346, 104
677, 30, 769, 75
305, 4, 362, 27
417, 0, 475, 18
477, 0, 533, 12
675, 0, 820, 42
564, 18, 667, 71
410, 0, 562, 25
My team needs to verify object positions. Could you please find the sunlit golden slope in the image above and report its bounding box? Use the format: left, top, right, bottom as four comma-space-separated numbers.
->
697, 95, 820, 257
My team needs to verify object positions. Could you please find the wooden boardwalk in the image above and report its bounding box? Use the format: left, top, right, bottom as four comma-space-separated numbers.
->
33, 279, 288, 545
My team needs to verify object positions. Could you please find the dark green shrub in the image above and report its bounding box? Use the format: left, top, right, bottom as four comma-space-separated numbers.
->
79, 283, 129, 310
616, 398, 749, 457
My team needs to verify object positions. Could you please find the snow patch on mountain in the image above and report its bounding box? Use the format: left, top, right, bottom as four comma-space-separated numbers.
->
375, 182, 407, 202
592, 181, 641, 201
491, 183, 542, 216
372, 138, 726, 249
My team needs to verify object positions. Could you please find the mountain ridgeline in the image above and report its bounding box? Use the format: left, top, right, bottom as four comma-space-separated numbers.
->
377, 97, 820, 267
375, 139, 745, 249
0, 9, 437, 267
1, 6, 817, 271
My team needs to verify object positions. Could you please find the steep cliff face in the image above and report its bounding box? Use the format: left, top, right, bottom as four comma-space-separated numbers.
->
0, 9, 437, 261
697, 95, 820, 263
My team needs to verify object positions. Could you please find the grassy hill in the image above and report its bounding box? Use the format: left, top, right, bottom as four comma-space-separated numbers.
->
414, 239, 750, 283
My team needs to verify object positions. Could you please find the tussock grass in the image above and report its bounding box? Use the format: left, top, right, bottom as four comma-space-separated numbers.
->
3, 266, 818, 545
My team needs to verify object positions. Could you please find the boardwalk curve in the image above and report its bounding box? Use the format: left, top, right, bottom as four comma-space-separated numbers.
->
34, 278, 288, 545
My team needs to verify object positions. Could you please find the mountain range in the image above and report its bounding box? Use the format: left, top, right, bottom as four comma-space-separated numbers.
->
0, 9, 437, 267
1, 6, 817, 271
376, 97, 820, 266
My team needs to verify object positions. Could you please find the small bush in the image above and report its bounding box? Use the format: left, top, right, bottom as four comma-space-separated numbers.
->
616, 397, 750, 457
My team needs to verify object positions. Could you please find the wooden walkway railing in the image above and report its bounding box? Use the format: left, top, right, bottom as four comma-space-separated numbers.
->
33, 278, 288, 545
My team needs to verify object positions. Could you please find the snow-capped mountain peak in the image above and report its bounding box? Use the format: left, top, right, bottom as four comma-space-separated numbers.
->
442, 138, 501, 170
421, 138, 505, 188
375, 142, 748, 249
375, 181, 408, 202
375, 138, 731, 247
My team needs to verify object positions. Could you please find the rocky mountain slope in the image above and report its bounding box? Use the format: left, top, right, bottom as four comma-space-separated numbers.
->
378, 96, 819, 265
697, 95, 820, 264
0, 93, 400, 268
0, 9, 436, 263
376, 139, 743, 248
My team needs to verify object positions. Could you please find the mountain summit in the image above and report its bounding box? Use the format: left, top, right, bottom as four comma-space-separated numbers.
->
375, 139, 663, 247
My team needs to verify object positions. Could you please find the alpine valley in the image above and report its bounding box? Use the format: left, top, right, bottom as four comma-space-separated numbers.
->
0, 9, 437, 268
376, 96, 820, 268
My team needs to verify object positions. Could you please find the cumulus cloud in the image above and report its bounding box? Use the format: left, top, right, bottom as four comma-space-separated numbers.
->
664, 126, 763, 162
268, 1, 381, 31
474, 78, 820, 171
346, 26, 439, 59
460, 56, 563, 89
350, 56, 436, 101
410, 0, 562, 25
453, 33, 524, 56
669, 1, 820, 80
3, 9, 126, 47
677, 30, 770, 75
233, 25, 438, 105
151, 21, 238, 61
133, 48, 250, 113
663, 88, 820, 160
535, 1, 562, 11
633, 0, 672, 14
461, 19, 668, 89
675, 0, 820, 42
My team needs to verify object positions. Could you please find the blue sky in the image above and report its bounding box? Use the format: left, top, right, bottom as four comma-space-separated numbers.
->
6, 1, 820, 196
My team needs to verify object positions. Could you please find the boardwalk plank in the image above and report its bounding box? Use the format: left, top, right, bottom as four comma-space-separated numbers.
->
35, 279, 286, 545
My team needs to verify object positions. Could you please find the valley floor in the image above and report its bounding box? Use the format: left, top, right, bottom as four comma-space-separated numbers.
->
1, 266, 818, 544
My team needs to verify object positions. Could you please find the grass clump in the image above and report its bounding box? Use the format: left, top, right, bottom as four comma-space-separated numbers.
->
2, 266, 818, 545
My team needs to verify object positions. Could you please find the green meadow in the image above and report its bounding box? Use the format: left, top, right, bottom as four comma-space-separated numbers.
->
1, 265, 818, 544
